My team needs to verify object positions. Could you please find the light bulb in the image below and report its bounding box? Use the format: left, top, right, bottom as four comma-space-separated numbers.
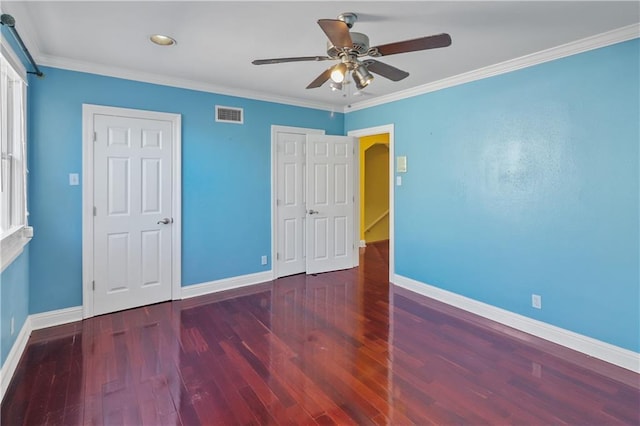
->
330, 63, 347, 83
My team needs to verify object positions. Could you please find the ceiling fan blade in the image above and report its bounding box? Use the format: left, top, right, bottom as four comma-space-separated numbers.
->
363, 60, 409, 81
252, 56, 332, 65
318, 19, 353, 49
371, 33, 452, 56
306, 67, 333, 89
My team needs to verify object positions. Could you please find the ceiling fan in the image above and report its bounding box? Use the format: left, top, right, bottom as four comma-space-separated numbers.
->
252, 12, 452, 90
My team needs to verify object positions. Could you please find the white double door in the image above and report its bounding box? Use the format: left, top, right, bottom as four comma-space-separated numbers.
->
275, 130, 356, 277
89, 109, 176, 316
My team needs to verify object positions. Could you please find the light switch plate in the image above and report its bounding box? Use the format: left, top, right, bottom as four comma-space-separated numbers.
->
69, 173, 79, 186
397, 156, 407, 173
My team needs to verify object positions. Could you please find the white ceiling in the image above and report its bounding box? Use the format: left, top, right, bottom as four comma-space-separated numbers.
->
3, 1, 639, 110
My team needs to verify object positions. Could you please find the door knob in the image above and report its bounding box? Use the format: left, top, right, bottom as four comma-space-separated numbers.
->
308, 209, 319, 215
157, 218, 173, 224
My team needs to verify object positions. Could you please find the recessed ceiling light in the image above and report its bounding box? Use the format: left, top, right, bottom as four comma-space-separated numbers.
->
150, 34, 176, 46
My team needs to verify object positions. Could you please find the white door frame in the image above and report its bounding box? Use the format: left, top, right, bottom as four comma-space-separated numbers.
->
270, 125, 324, 279
82, 104, 182, 318
348, 124, 395, 282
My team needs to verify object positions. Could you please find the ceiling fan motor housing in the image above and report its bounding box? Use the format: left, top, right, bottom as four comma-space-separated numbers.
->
337, 12, 358, 28
326, 32, 370, 58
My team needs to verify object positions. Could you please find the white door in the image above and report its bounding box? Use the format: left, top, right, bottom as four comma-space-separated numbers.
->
274, 130, 356, 277
305, 134, 355, 274
275, 131, 307, 277
92, 113, 173, 315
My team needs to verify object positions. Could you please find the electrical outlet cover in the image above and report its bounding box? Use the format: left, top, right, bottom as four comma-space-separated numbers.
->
532, 294, 542, 309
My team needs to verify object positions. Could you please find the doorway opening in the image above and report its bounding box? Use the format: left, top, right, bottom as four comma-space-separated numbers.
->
348, 124, 395, 282
359, 133, 390, 247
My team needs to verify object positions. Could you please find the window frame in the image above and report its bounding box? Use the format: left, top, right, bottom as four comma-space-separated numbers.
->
1, 38, 31, 273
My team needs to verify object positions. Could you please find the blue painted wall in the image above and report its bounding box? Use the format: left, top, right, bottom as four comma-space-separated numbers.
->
27, 67, 343, 314
346, 39, 639, 352
0, 248, 30, 365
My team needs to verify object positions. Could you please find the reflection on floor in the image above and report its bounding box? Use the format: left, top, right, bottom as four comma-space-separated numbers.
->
2, 240, 639, 424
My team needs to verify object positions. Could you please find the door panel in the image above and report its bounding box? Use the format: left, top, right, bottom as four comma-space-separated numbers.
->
334, 164, 348, 204
141, 158, 161, 213
306, 134, 355, 274
276, 131, 307, 277
313, 163, 328, 205
93, 114, 173, 315
313, 217, 329, 260
334, 216, 348, 257
107, 157, 130, 215
107, 233, 129, 292
141, 230, 161, 286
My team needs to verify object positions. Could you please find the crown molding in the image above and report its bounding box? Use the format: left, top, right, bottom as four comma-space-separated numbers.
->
346, 23, 640, 113
36, 53, 339, 112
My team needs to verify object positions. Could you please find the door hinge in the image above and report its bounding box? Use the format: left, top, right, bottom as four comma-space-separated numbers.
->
93, 206, 97, 216
93, 132, 97, 142
276, 253, 280, 260
92, 280, 95, 291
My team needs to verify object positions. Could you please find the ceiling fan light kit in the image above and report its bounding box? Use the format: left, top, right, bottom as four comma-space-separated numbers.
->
354, 65, 374, 89
252, 12, 452, 92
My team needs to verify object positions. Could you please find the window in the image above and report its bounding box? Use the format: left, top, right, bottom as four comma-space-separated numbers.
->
1, 47, 30, 271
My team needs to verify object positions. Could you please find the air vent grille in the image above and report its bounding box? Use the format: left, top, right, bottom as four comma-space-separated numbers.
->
215, 106, 243, 124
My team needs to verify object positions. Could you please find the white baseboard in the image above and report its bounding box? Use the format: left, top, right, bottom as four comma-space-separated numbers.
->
181, 271, 274, 300
1, 306, 83, 403
392, 274, 640, 373
30, 306, 83, 331
1, 317, 32, 402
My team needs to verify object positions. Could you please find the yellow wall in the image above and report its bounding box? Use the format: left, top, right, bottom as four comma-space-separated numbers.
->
359, 133, 389, 243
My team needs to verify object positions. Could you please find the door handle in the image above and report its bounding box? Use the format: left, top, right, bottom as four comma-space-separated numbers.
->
157, 218, 173, 225
308, 209, 319, 215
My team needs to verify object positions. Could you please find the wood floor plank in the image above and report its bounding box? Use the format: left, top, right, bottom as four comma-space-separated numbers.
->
2, 240, 638, 425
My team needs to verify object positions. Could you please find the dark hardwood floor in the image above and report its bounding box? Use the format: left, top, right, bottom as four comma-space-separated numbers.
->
2, 240, 639, 425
